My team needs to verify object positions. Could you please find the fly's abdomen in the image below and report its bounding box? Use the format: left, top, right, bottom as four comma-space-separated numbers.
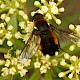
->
40, 31, 59, 56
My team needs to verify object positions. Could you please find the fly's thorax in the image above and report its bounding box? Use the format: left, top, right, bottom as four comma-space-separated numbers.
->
35, 20, 49, 32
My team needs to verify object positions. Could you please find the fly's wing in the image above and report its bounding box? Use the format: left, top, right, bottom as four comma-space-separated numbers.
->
19, 32, 40, 61
50, 25, 80, 44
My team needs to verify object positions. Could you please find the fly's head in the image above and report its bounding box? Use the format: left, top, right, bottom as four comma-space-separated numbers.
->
33, 13, 43, 21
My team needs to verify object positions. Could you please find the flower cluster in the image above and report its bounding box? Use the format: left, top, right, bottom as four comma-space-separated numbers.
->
0, 0, 33, 77
31, 0, 64, 25
0, 49, 31, 77
58, 53, 80, 79
0, 0, 34, 47
34, 50, 58, 74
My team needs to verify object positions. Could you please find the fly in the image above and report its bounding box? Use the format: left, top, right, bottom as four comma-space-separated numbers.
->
33, 13, 60, 56
19, 13, 79, 60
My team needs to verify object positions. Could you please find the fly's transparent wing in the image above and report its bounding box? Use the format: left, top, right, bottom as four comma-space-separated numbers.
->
19, 34, 40, 61
51, 25, 79, 43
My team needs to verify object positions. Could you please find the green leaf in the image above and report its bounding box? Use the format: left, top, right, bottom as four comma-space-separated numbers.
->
12, 38, 24, 50
10, 15, 18, 33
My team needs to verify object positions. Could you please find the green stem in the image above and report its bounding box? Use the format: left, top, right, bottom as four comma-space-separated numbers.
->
28, 69, 40, 80
44, 69, 53, 80
56, 1, 63, 6
49, 12, 57, 22
75, 74, 79, 80
53, 67, 70, 80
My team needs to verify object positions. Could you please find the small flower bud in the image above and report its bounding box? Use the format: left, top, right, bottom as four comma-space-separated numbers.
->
4, 54, 11, 59
76, 69, 79, 74
55, 51, 59, 56
15, 49, 21, 56
59, 7, 64, 12
0, 23, 5, 28
56, 19, 61, 25
49, 2, 56, 7
23, 14, 28, 20
70, 56, 76, 61
34, 62, 41, 68
0, 4, 6, 8
69, 65, 74, 70
5, 32, 12, 39
51, 6, 58, 14
1, 67, 9, 76
31, 11, 36, 16
40, 65, 47, 74
18, 69, 28, 77
64, 53, 70, 59
68, 73, 73, 79
46, 54, 50, 59
19, 21, 26, 29
58, 72, 65, 78
41, 6, 48, 13
11, 58, 18, 65
69, 24, 75, 30
36, 9, 43, 14
7, 40, 13, 46
1, 14, 6, 20
0, 60, 5, 65
5, 60, 10, 67
60, 59, 66, 66
7, 25, 13, 30
34, 1, 41, 7
17, 64, 23, 70
9, 8, 15, 14
69, 45, 75, 51
75, 25, 80, 34
77, 39, 80, 47
15, 1, 19, 7
9, 67, 16, 75
0, 30, 3, 34
51, 59, 58, 66
15, 32, 21, 39
5, 17, 10, 22
45, 13, 52, 20
19, 11, 24, 16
